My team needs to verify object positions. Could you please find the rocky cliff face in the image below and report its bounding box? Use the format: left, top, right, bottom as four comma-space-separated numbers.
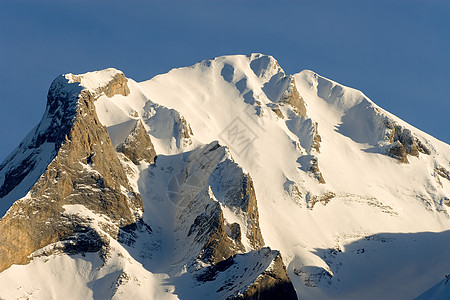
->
4, 53, 447, 300
116, 119, 156, 165
385, 120, 430, 163
0, 77, 80, 202
210, 159, 265, 250
280, 78, 307, 118
171, 142, 266, 268
0, 66, 297, 299
235, 250, 298, 300
194, 248, 297, 300
0, 72, 148, 272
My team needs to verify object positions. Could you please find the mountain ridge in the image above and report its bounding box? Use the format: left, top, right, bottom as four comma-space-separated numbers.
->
0, 53, 449, 299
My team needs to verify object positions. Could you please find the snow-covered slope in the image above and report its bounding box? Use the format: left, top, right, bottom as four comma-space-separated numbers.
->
1, 53, 449, 299
416, 274, 450, 300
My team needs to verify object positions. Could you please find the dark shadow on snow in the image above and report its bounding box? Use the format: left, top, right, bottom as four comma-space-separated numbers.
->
290, 230, 450, 300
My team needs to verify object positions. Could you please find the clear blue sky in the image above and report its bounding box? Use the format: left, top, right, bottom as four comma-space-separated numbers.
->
1, 0, 449, 162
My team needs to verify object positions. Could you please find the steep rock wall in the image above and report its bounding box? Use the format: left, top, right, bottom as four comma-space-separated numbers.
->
0, 74, 147, 272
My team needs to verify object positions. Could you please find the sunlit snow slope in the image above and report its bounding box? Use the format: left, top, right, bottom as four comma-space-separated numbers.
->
135, 54, 450, 298
1, 54, 450, 300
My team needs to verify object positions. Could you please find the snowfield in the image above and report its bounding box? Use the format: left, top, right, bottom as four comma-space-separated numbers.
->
1, 53, 449, 299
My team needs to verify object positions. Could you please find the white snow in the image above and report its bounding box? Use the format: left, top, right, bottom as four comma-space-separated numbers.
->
1, 53, 450, 299
135, 54, 450, 299
66, 68, 124, 95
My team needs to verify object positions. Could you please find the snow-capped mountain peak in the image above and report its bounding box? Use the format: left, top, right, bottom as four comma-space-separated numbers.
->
1, 53, 449, 299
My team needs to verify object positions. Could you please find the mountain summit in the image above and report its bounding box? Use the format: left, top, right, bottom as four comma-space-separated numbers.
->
1, 54, 449, 299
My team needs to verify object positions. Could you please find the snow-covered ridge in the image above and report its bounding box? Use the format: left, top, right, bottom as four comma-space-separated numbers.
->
1, 53, 450, 299
135, 53, 450, 299
66, 68, 130, 98
66, 68, 121, 90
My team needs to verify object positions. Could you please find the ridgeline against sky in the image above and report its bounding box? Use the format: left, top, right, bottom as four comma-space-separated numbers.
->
0, 1, 449, 162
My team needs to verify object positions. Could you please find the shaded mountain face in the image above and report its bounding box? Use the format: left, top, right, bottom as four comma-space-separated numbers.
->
0, 54, 450, 300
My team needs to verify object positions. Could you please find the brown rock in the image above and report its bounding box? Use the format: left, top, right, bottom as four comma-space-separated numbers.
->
0, 75, 145, 272
272, 106, 284, 119
188, 202, 244, 264
309, 191, 336, 209
436, 166, 450, 181
388, 141, 409, 163
102, 72, 130, 98
416, 138, 431, 155
310, 157, 326, 184
180, 116, 194, 140
185, 144, 265, 265
280, 78, 307, 117
312, 122, 322, 153
242, 176, 265, 249
222, 174, 265, 250
116, 120, 156, 165
385, 120, 429, 162
70, 71, 130, 98
232, 250, 298, 300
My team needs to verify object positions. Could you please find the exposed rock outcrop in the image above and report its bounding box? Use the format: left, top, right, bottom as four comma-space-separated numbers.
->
173, 142, 265, 268
271, 105, 285, 119
277, 77, 323, 183
240, 176, 265, 249
210, 156, 265, 250
189, 201, 245, 264
312, 122, 322, 153
385, 120, 430, 163
0, 76, 82, 200
280, 78, 307, 117
116, 120, 156, 165
101, 72, 131, 98
310, 157, 326, 184
388, 141, 409, 164
308, 191, 336, 209
284, 178, 303, 206
0, 73, 148, 272
195, 248, 298, 300
235, 250, 298, 300
436, 165, 450, 181
68, 69, 130, 98
158, 140, 268, 282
